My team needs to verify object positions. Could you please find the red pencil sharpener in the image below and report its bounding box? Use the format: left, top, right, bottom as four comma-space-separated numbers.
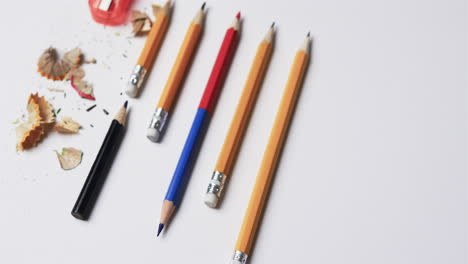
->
88, 0, 134, 26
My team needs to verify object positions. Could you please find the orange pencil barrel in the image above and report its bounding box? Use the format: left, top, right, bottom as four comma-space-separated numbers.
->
147, 5, 205, 143
157, 22, 202, 110
205, 25, 275, 208
231, 34, 311, 264
215, 42, 272, 173
137, 5, 170, 69
126, 1, 172, 98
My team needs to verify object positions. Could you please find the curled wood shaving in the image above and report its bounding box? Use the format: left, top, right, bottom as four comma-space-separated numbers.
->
65, 67, 85, 82
71, 76, 95, 100
16, 100, 41, 151
55, 147, 83, 170
54, 117, 81, 134
37, 47, 82, 81
16, 93, 55, 151
62, 48, 82, 67
65, 66, 95, 100
130, 10, 153, 35
32, 93, 55, 124
37, 48, 71, 81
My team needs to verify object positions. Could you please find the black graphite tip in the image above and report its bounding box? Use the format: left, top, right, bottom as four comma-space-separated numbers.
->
124, 100, 128, 108
201, 2, 206, 10
157, 223, 164, 237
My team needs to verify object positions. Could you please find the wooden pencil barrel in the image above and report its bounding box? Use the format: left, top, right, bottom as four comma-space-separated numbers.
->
215, 41, 272, 176
137, 10, 170, 70
157, 22, 202, 111
235, 50, 309, 254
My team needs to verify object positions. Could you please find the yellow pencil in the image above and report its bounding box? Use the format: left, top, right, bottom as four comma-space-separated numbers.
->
147, 3, 206, 142
230, 33, 311, 264
204, 23, 276, 208
126, 0, 172, 97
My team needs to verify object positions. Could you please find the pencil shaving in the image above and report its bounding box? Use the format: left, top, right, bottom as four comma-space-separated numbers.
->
37, 48, 71, 81
71, 76, 95, 100
67, 67, 85, 81
16, 101, 42, 151
55, 147, 83, 170
54, 117, 81, 134
38, 47, 96, 100
62, 48, 82, 67
130, 4, 163, 35
33, 94, 55, 124
66, 67, 95, 100
131, 10, 152, 35
16, 93, 55, 151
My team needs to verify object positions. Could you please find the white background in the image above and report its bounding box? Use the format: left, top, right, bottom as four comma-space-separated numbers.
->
0, 0, 466, 263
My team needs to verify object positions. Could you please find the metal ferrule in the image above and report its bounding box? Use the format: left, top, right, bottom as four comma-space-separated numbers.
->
206, 171, 226, 198
149, 108, 169, 136
128, 65, 147, 91
231, 250, 248, 264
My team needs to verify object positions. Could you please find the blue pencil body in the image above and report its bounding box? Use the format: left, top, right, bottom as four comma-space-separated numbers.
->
164, 108, 210, 205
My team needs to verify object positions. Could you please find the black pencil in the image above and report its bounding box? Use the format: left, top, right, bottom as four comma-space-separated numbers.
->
71, 101, 128, 220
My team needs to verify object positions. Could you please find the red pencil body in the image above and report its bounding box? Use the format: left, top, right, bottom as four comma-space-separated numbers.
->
199, 17, 240, 112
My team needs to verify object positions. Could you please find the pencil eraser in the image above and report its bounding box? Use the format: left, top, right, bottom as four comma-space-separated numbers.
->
204, 192, 218, 208
146, 127, 161, 142
125, 83, 138, 97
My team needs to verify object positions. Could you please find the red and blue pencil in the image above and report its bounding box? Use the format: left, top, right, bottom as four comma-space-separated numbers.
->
157, 12, 241, 236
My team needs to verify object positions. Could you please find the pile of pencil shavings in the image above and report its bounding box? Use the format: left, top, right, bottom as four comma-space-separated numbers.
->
16, 93, 82, 151
16, 93, 83, 169
37, 47, 81, 81
37, 47, 96, 100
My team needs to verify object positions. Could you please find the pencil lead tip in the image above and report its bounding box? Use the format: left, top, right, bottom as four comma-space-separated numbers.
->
307, 31, 310, 37
236, 12, 241, 19
123, 100, 128, 108
157, 223, 164, 237
201, 2, 206, 10
271, 22, 275, 28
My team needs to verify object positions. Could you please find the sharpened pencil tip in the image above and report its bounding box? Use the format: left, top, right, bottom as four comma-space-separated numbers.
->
157, 223, 164, 237
236, 12, 241, 19
271, 22, 275, 28
201, 2, 206, 10
123, 100, 128, 108
307, 31, 310, 37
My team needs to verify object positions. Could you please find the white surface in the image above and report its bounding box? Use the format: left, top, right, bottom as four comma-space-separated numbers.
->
0, 0, 467, 263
